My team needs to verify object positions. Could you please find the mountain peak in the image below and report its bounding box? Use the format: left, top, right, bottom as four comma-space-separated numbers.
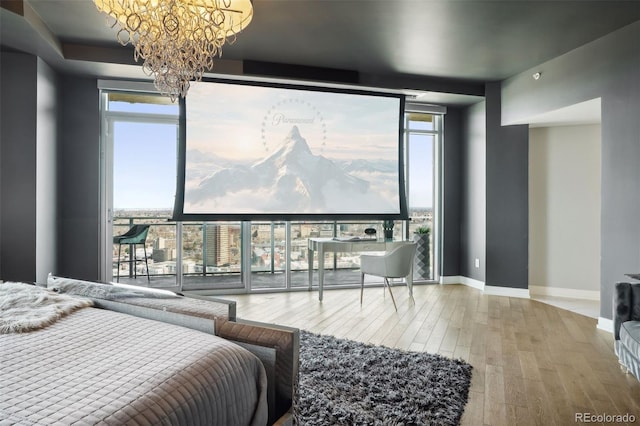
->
281, 126, 312, 157
252, 126, 313, 170
288, 125, 302, 140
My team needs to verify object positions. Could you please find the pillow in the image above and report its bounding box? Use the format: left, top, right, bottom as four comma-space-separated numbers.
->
47, 274, 178, 300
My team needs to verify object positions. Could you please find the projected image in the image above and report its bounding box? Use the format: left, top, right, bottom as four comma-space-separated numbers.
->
181, 81, 403, 217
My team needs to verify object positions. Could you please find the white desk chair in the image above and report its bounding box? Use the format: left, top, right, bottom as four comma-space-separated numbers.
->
359, 242, 417, 310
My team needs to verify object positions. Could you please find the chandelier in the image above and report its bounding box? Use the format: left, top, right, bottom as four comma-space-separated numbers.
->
94, 0, 253, 101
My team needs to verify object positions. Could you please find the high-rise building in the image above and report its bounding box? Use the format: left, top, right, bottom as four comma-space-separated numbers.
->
204, 224, 231, 267
154, 237, 176, 250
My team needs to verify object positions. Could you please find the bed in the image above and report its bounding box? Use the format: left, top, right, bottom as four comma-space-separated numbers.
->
0, 280, 298, 425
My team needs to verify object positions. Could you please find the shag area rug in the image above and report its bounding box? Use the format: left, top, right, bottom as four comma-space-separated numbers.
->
295, 331, 473, 425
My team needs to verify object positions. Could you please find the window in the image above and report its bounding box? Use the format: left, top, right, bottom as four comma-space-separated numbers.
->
404, 112, 440, 281
103, 92, 179, 284
101, 87, 441, 291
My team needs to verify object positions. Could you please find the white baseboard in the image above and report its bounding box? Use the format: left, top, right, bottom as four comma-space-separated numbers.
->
440, 276, 530, 298
439, 275, 462, 285
529, 285, 600, 301
460, 276, 485, 291
484, 285, 530, 299
597, 317, 613, 333
439, 275, 485, 290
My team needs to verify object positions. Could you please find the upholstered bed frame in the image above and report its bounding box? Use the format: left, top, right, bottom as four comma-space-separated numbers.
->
47, 275, 299, 426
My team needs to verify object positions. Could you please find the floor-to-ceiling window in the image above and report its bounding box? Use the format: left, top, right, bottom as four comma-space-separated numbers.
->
101, 87, 442, 292
102, 91, 180, 284
405, 112, 439, 281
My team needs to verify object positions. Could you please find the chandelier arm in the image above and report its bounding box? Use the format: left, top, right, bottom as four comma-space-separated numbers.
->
94, 0, 253, 101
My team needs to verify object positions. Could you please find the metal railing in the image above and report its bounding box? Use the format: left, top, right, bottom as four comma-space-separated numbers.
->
112, 215, 434, 287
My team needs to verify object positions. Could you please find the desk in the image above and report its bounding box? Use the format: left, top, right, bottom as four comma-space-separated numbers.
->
307, 238, 391, 301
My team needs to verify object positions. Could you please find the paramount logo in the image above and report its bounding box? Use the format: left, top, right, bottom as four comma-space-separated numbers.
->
271, 113, 315, 126
261, 98, 327, 153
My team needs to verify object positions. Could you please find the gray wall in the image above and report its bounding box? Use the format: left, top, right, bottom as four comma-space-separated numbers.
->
485, 83, 529, 289
36, 58, 58, 284
460, 101, 486, 281
0, 51, 58, 283
457, 84, 528, 289
0, 52, 37, 281
501, 21, 640, 318
0, 59, 112, 283
441, 107, 462, 276
57, 75, 101, 281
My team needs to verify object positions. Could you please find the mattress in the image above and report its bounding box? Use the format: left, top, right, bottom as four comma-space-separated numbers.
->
0, 307, 268, 426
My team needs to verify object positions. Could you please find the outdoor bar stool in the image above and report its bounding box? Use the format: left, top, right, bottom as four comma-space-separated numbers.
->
113, 224, 151, 283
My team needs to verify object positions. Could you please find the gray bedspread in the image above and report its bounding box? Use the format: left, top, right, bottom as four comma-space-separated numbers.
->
0, 307, 268, 425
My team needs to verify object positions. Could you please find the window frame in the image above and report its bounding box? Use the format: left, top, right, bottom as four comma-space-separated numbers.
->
99, 84, 443, 291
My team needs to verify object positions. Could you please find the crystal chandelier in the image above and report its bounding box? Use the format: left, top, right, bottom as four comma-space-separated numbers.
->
94, 0, 253, 101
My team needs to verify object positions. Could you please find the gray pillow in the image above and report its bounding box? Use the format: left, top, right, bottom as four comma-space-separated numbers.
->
46, 274, 175, 300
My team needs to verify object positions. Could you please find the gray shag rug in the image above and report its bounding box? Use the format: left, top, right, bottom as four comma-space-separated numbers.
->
294, 331, 473, 425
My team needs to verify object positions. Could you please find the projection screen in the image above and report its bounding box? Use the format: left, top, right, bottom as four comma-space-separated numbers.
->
173, 79, 407, 221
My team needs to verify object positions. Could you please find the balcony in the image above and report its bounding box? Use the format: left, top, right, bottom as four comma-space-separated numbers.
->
112, 213, 433, 292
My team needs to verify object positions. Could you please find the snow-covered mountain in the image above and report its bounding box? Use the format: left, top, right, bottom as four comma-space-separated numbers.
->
340, 158, 397, 174
185, 126, 398, 214
184, 148, 236, 183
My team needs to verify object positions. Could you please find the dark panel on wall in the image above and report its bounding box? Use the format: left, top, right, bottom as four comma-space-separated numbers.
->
0, 52, 38, 282
441, 107, 462, 276
362, 73, 485, 98
501, 21, 640, 319
243, 60, 360, 84
460, 101, 486, 281
485, 82, 529, 289
58, 75, 101, 281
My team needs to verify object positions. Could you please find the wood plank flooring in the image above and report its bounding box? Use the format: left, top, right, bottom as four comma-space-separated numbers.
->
220, 283, 640, 426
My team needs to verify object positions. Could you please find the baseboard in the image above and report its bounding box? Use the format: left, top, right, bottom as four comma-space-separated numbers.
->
529, 285, 600, 301
439, 276, 530, 298
439, 275, 462, 285
484, 285, 530, 299
597, 317, 613, 333
460, 276, 485, 291
439, 275, 485, 291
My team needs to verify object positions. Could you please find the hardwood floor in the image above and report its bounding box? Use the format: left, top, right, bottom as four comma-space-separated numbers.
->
219, 283, 640, 426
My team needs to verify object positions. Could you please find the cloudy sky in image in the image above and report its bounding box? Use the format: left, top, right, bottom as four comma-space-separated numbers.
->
185, 81, 401, 162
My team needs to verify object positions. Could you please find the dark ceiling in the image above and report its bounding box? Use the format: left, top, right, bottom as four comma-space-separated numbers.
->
2, 0, 640, 105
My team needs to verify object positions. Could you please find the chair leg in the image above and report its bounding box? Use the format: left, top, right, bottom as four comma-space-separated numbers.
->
116, 243, 121, 283
132, 243, 137, 279
406, 275, 415, 305
360, 272, 365, 305
143, 244, 150, 283
384, 278, 398, 311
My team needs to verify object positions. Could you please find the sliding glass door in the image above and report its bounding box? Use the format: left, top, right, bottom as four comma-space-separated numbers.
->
100, 89, 441, 291
101, 92, 179, 285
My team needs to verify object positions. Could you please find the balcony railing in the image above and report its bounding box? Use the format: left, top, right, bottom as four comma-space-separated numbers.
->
112, 213, 433, 290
